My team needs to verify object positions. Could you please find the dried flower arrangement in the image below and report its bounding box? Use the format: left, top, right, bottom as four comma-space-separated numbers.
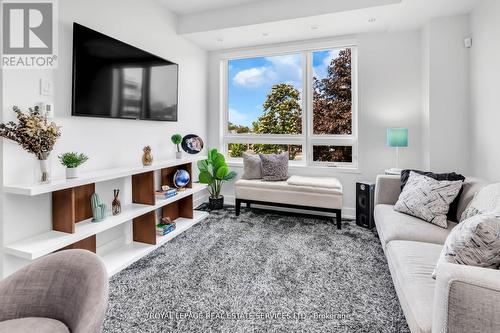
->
0, 106, 61, 159
0, 106, 61, 182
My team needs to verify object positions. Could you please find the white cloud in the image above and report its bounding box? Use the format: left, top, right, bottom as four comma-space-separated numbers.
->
228, 108, 247, 124
233, 66, 276, 87
314, 50, 340, 79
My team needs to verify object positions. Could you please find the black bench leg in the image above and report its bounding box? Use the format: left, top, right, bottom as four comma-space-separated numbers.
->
336, 210, 342, 230
235, 199, 241, 216
246, 202, 251, 208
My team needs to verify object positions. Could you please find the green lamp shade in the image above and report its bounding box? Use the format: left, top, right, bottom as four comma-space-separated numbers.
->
387, 128, 408, 147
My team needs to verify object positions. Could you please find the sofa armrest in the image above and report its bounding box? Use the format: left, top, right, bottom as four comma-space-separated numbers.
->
0, 249, 109, 333
432, 262, 500, 333
374, 175, 401, 206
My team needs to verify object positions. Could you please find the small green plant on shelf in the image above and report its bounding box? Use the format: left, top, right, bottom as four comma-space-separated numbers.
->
171, 134, 183, 159
58, 152, 89, 179
197, 148, 237, 210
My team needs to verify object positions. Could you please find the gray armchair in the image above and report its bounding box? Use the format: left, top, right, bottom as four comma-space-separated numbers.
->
0, 249, 108, 333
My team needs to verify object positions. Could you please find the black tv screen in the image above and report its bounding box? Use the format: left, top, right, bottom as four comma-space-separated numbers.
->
72, 23, 178, 121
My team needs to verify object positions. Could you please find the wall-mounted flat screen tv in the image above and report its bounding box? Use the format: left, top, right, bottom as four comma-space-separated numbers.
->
72, 23, 178, 121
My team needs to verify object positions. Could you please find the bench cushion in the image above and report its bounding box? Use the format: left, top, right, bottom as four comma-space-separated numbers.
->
235, 179, 342, 210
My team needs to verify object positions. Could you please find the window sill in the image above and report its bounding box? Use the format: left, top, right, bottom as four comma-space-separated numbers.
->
226, 161, 361, 174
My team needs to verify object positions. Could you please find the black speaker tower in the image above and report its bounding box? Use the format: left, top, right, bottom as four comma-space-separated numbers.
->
356, 181, 375, 229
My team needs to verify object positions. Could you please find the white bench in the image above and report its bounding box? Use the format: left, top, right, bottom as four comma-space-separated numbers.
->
234, 176, 343, 229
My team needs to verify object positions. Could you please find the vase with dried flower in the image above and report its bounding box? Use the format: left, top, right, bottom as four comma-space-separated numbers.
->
112, 189, 121, 215
0, 106, 61, 183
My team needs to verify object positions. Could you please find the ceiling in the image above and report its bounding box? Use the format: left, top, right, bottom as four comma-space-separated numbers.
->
158, 0, 480, 51
158, 0, 263, 15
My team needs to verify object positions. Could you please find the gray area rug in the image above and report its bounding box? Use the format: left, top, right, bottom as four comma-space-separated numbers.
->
103, 207, 410, 333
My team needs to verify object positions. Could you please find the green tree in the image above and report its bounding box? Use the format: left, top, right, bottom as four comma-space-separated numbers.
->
252, 83, 302, 159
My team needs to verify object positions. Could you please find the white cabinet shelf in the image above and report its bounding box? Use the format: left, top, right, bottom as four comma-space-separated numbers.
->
101, 210, 209, 276
3, 183, 207, 260
3, 155, 206, 196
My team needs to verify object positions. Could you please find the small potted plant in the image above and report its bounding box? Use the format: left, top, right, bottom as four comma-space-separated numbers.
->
171, 134, 183, 159
198, 148, 237, 210
58, 152, 89, 179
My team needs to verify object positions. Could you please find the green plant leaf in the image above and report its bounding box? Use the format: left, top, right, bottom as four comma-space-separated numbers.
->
199, 171, 213, 184
213, 153, 226, 171
215, 165, 229, 179
224, 171, 237, 181
208, 148, 218, 163
197, 160, 208, 172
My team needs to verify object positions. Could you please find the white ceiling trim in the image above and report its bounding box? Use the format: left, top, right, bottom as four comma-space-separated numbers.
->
177, 0, 401, 34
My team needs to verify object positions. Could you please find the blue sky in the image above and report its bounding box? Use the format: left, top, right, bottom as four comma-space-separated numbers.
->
228, 49, 341, 128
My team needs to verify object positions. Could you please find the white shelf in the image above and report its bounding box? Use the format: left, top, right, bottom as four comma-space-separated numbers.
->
3, 183, 207, 260
3, 155, 206, 196
101, 210, 209, 276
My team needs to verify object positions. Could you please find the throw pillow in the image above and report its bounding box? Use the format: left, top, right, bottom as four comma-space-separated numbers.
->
433, 213, 500, 278
401, 169, 465, 222
259, 152, 289, 181
394, 172, 464, 228
241, 153, 262, 180
460, 183, 500, 222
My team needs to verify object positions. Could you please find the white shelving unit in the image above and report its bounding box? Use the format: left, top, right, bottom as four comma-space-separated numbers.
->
3, 155, 205, 196
101, 210, 208, 276
4, 183, 207, 260
2, 156, 210, 276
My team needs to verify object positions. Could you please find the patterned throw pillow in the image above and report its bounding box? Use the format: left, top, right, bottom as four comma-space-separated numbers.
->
433, 213, 500, 278
394, 172, 463, 228
241, 153, 262, 180
259, 152, 289, 181
460, 183, 500, 222
400, 169, 465, 222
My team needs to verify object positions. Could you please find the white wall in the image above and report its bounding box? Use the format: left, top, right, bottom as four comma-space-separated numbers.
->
208, 31, 424, 216
422, 15, 471, 174
1, 0, 208, 276
470, 0, 500, 181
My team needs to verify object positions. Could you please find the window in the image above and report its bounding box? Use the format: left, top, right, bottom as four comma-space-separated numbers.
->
222, 43, 357, 168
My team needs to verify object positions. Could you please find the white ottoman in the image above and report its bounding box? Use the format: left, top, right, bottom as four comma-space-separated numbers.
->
234, 176, 343, 229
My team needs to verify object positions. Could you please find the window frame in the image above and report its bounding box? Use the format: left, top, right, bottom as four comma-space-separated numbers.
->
220, 39, 358, 169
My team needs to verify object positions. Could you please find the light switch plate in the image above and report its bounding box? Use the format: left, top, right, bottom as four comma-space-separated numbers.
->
40, 78, 53, 96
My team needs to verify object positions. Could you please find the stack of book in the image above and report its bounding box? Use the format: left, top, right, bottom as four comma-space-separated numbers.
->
155, 188, 177, 199
156, 222, 176, 236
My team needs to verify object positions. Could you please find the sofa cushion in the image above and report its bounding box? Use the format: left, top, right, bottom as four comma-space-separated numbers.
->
439, 213, 500, 270
375, 204, 456, 250
394, 172, 463, 228
401, 169, 465, 222
0, 317, 69, 333
460, 183, 500, 222
455, 177, 487, 221
386, 241, 443, 333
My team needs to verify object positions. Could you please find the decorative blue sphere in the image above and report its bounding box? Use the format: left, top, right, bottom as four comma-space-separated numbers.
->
173, 169, 190, 188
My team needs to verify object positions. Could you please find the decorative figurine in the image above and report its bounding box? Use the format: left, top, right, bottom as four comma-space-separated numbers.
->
112, 189, 121, 216
142, 146, 153, 166
91, 193, 107, 222
173, 169, 190, 191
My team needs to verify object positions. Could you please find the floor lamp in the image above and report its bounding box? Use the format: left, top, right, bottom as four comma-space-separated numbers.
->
386, 128, 408, 174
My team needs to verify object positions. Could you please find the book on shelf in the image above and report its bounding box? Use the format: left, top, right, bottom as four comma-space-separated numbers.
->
155, 189, 177, 199
156, 223, 176, 236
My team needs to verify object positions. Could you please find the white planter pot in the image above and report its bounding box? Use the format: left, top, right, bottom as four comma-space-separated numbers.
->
66, 167, 79, 179
176, 151, 182, 159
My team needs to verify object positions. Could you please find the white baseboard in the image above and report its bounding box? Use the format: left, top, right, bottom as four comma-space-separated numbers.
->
222, 194, 355, 220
